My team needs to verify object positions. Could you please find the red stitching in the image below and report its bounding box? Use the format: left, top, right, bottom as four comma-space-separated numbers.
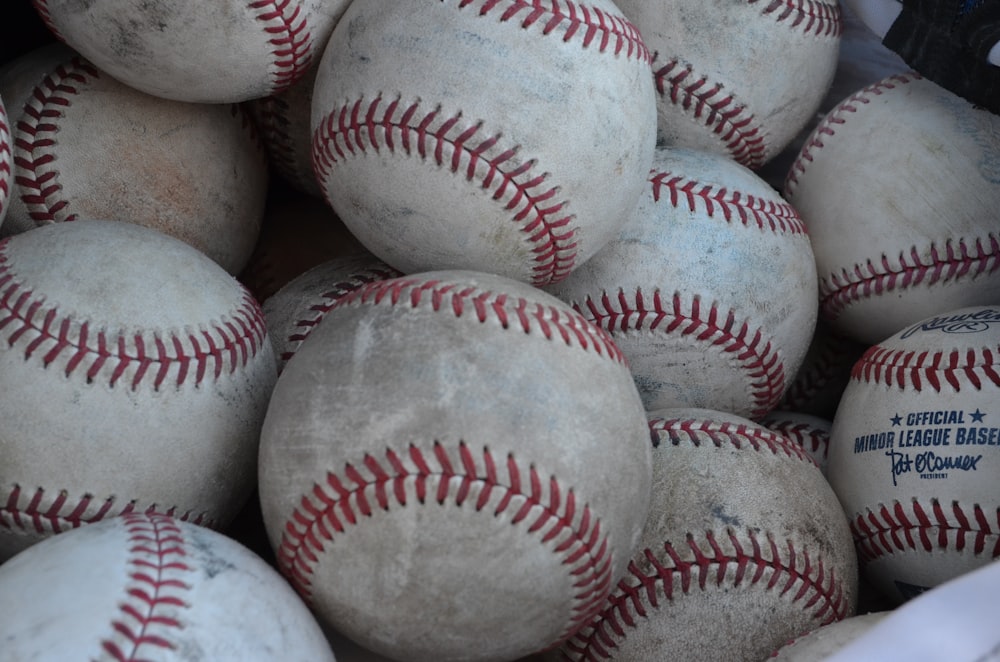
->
761, 416, 830, 460
0, 238, 269, 390
563, 529, 850, 660
280, 264, 402, 364
457, 0, 651, 62
649, 171, 807, 234
581, 290, 784, 419
653, 58, 767, 169
12, 56, 101, 224
752, 0, 842, 37
311, 96, 580, 285
852, 342, 1000, 392
0, 485, 212, 537
785, 73, 918, 195
277, 441, 613, 640
249, 92, 315, 193
249, 0, 314, 92
101, 514, 191, 662
818, 236, 1000, 321
648, 416, 815, 463
778, 328, 863, 413
336, 274, 626, 363
28, 0, 66, 42
0, 99, 10, 213
851, 499, 1000, 565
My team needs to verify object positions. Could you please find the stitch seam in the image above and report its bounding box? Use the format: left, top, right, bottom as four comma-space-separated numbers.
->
0, 101, 10, 213
580, 290, 785, 419
762, 418, 830, 459
649, 170, 807, 234
852, 343, 1000, 392
312, 96, 580, 285
850, 499, 1000, 565
751, 0, 843, 37
249, 0, 315, 92
0, 485, 212, 537
335, 275, 626, 363
457, 0, 651, 62
653, 57, 768, 169
0, 239, 269, 391
100, 514, 191, 662
280, 265, 402, 364
562, 529, 849, 661
277, 441, 613, 640
648, 416, 815, 462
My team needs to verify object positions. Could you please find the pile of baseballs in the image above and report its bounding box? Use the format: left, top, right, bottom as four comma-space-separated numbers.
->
0, 1, 997, 661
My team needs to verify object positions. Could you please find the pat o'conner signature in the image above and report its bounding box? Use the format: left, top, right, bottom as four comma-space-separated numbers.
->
885, 449, 983, 486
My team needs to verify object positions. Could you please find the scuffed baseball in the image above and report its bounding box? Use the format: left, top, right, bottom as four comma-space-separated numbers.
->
258, 269, 653, 661
616, 0, 842, 169
0, 220, 277, 561
769, 611, 890, 661
0, 93, 10, 229
827, 305, 1000, 605
785, 73, 1000, 345
0, 513, 336, 661
262, 254, 402, 373
0, 43, 269, 275
310, 0, 657, 286
546, 146, 818, 420
30, 0, 351, 103
559, 408, 858, 661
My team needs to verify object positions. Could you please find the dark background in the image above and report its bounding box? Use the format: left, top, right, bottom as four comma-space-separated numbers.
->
1, 1, 56, 66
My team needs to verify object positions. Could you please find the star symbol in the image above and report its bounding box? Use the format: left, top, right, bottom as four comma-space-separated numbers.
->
890, 414, 902, 426
970, 409, 986, 423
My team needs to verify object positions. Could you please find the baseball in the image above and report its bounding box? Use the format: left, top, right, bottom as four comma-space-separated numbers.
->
761, 410, 834, 475
827, 304, 1000, 605
310, 0, 657, 287
0, 92, 10, 228
29, 0, 351, 103
258, 269, 653, 661
559, 407, 858, 661
615, 0, 842, 169
0, 513, 336, 661
0, 43, 269, 275
262, 253, 401, 373
0, 219, 277, 561
785, 72, 1000, 346
769, 611, 890, 661
546, 146, 818, 420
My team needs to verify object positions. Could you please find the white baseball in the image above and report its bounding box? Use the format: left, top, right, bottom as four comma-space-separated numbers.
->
615, 0, 842, 169
559, 408, 858, 661
0, 93, 10, 229
258, 269, 653, 661
827, 305, 1000, 605
310, 0, 657, 287
785, 72, 1000, 346
30, 0, 351, 103
770, 611, 890, 661
0, 220, 277, 561
546, 146, 818, 420
0, 43, 269, 275
262, 254, 401, 373
0, 513, 335, 661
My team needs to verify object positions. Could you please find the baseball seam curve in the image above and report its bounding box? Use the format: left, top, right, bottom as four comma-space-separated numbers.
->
100, 514, 191, 662
751, 0, 843, 37
277, 440, 614, 640
850, 499, 1000, 564
0, 484, 212, 537
0, 241, 269, 390
250, 0, 315, 93
580, 289, 786, 419
311, 96, 580, 285
852, 343, 1000, 392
